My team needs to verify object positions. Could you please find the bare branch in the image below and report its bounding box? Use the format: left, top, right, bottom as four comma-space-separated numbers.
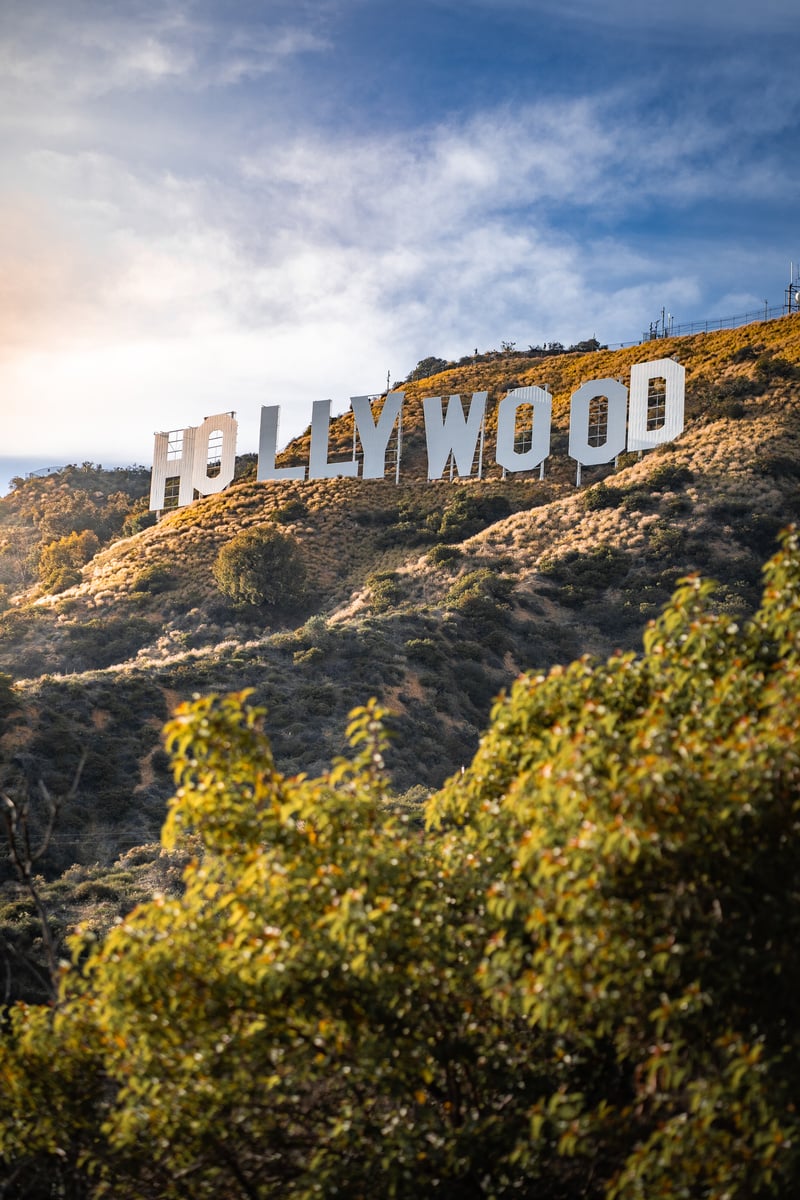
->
1, 750, 87, 993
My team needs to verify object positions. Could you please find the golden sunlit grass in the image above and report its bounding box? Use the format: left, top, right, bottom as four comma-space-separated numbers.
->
2, 313, 798, 682
0, 317, 796, 870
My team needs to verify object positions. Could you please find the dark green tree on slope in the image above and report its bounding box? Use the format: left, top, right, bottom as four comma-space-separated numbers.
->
213, 524, 307, 610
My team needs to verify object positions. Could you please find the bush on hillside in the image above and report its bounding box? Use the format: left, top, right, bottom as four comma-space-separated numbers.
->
445, 567, 514, 619
273, 498, 308, 524
648, 461, 694, 491
131, 563, 174, 594
213, 526, 307, 611
580, 481, 623, 511
365, 570, 402, 613
755, 353, 798, 381
122, 505, 158, 537
426, 543, 463, 566
0, 672, 17, 724
37, 529, 100, 593
407, 355, 449, 381
63, 617, 154, 671
434, 491, 512, 542
538, 544, 629, 606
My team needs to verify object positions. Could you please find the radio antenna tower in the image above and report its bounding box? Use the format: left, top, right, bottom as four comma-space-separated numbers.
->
786, 262, 800, 313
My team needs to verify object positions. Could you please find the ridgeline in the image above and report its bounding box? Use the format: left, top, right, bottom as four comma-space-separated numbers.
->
0, 317, 798, 880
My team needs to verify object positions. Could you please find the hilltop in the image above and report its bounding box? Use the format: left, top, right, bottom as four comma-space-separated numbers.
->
0, 315, 799, 878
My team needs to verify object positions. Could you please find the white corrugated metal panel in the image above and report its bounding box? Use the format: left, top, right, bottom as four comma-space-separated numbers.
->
627, 358, 685, 451
568, 378, 628, 466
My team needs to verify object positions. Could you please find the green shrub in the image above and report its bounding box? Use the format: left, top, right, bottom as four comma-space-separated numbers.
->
446, 568, 514, 619
407, 355, 448, 381
234, 453, 258, 480
649, 461, 694, 491
38, 530, 100, 592
762, 455, 800, 481
273, 498, 308, 524
63, 618, 153, 670
426, 544, 463, 566
72, 881, 125, 904
435, 492, 512, 542
377, 500, 443, 549
730, 344, 759, 362
213, 526, 307, 610
580, 481, 623, 511
121, 508, 158, 537
0, 672, 17, 728
619, 484, 659, 513
404, 638, 444, 667
713, 375, 762, 401
539, 545, 629, 607
366, 571, 402, 613
132, 564, 174, 594
755, 353, 798, 381
293, 646, 325, 666
647, 521, 686, 557
455, 639, 486, 661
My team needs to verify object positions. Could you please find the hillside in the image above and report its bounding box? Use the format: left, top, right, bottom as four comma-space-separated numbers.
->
1, 315, 799, 875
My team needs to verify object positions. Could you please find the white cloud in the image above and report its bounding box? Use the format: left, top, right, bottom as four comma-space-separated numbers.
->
1, 3, 797, 465
0, 1, 330, 104
212, 27, 330, 86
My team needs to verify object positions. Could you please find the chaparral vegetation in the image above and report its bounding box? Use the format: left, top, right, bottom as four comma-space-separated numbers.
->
1, 320, 800, 1196
1, 528, 798, 1199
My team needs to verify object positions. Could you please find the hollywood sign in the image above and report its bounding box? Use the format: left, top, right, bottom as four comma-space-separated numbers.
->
149, 357, 684, 510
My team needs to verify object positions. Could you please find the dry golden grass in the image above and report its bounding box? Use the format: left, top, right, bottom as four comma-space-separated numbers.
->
3, 313, 798, 682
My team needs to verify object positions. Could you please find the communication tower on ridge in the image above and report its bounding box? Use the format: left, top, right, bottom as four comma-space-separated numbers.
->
647, 307, 674, 340
786, 262, 800, 313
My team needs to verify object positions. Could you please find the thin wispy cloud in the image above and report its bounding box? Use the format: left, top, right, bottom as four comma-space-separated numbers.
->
0, 1, 330, 103
465, 0, 800, 37
0, 0, 796, 480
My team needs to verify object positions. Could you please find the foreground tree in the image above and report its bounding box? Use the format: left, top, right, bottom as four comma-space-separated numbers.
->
1, 700, 548, 1198
1, 532, 799, 1198
430, 526, 800, 1196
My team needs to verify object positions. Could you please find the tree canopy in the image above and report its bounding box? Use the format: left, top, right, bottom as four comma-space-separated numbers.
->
213, 524, 307, 610
37, 529, 100, 593
1, 531, 799, 1198
407, 355, 449, 381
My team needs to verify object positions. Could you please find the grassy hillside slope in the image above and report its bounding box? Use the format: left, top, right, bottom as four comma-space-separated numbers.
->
0, 315, 798, 875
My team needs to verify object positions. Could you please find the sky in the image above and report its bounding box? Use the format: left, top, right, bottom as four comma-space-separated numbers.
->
1, 0, 799, 491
